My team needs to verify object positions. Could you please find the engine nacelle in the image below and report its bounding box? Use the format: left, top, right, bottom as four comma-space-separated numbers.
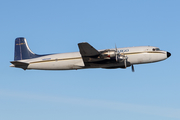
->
101, 50, 116, 58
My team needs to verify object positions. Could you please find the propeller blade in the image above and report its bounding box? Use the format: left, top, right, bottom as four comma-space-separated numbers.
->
115, 44, 117, 51
124, 59, 126, 68
115, 44, 118, 61
116, 54, 118, 61
132, 65, 134, 72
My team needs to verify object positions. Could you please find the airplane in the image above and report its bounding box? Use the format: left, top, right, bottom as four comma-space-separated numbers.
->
10, 37, 171, 72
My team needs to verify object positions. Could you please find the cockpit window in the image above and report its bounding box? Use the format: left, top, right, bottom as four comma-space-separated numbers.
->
152, 48, 160, 51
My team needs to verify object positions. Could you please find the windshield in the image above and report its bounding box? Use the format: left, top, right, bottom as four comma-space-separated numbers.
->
152, 48, 160, 51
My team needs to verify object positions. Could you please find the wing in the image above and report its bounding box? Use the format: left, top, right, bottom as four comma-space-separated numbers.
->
78, 42, 100, 57
78, 42, 106, 67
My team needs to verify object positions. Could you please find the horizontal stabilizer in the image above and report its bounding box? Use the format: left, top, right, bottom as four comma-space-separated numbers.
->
10, 61, 29, 70
78, 42, 100, 57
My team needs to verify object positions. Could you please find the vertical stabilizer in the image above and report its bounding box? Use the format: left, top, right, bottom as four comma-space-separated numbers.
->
14, 37, 39, 60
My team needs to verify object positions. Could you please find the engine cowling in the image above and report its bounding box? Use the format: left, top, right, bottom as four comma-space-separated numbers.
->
101, 50, 116, 58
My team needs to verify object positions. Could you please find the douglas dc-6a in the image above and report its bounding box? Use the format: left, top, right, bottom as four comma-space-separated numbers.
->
10, 37, 171, 71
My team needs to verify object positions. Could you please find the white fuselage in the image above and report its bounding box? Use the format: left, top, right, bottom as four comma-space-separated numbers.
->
10, 46, 168, 70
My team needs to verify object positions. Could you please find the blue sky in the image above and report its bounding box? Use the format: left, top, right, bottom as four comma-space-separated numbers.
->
0, 0, 179, 120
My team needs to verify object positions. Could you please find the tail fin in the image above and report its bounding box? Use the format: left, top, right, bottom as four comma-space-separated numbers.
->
14, 37, 39, 60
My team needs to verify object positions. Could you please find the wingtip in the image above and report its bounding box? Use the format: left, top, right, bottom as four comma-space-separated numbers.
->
10, 64, 15, 67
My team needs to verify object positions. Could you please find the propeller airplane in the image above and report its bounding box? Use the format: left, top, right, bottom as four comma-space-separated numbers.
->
10, 37, 171, 71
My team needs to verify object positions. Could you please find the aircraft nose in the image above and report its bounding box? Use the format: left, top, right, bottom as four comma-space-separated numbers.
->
167, 52, 171, 58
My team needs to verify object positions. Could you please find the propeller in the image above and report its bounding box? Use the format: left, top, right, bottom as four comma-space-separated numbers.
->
115, 44, 134, 71
115, 44, 127, 67
131, 65, 134, 72
114, 44, 135, 72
